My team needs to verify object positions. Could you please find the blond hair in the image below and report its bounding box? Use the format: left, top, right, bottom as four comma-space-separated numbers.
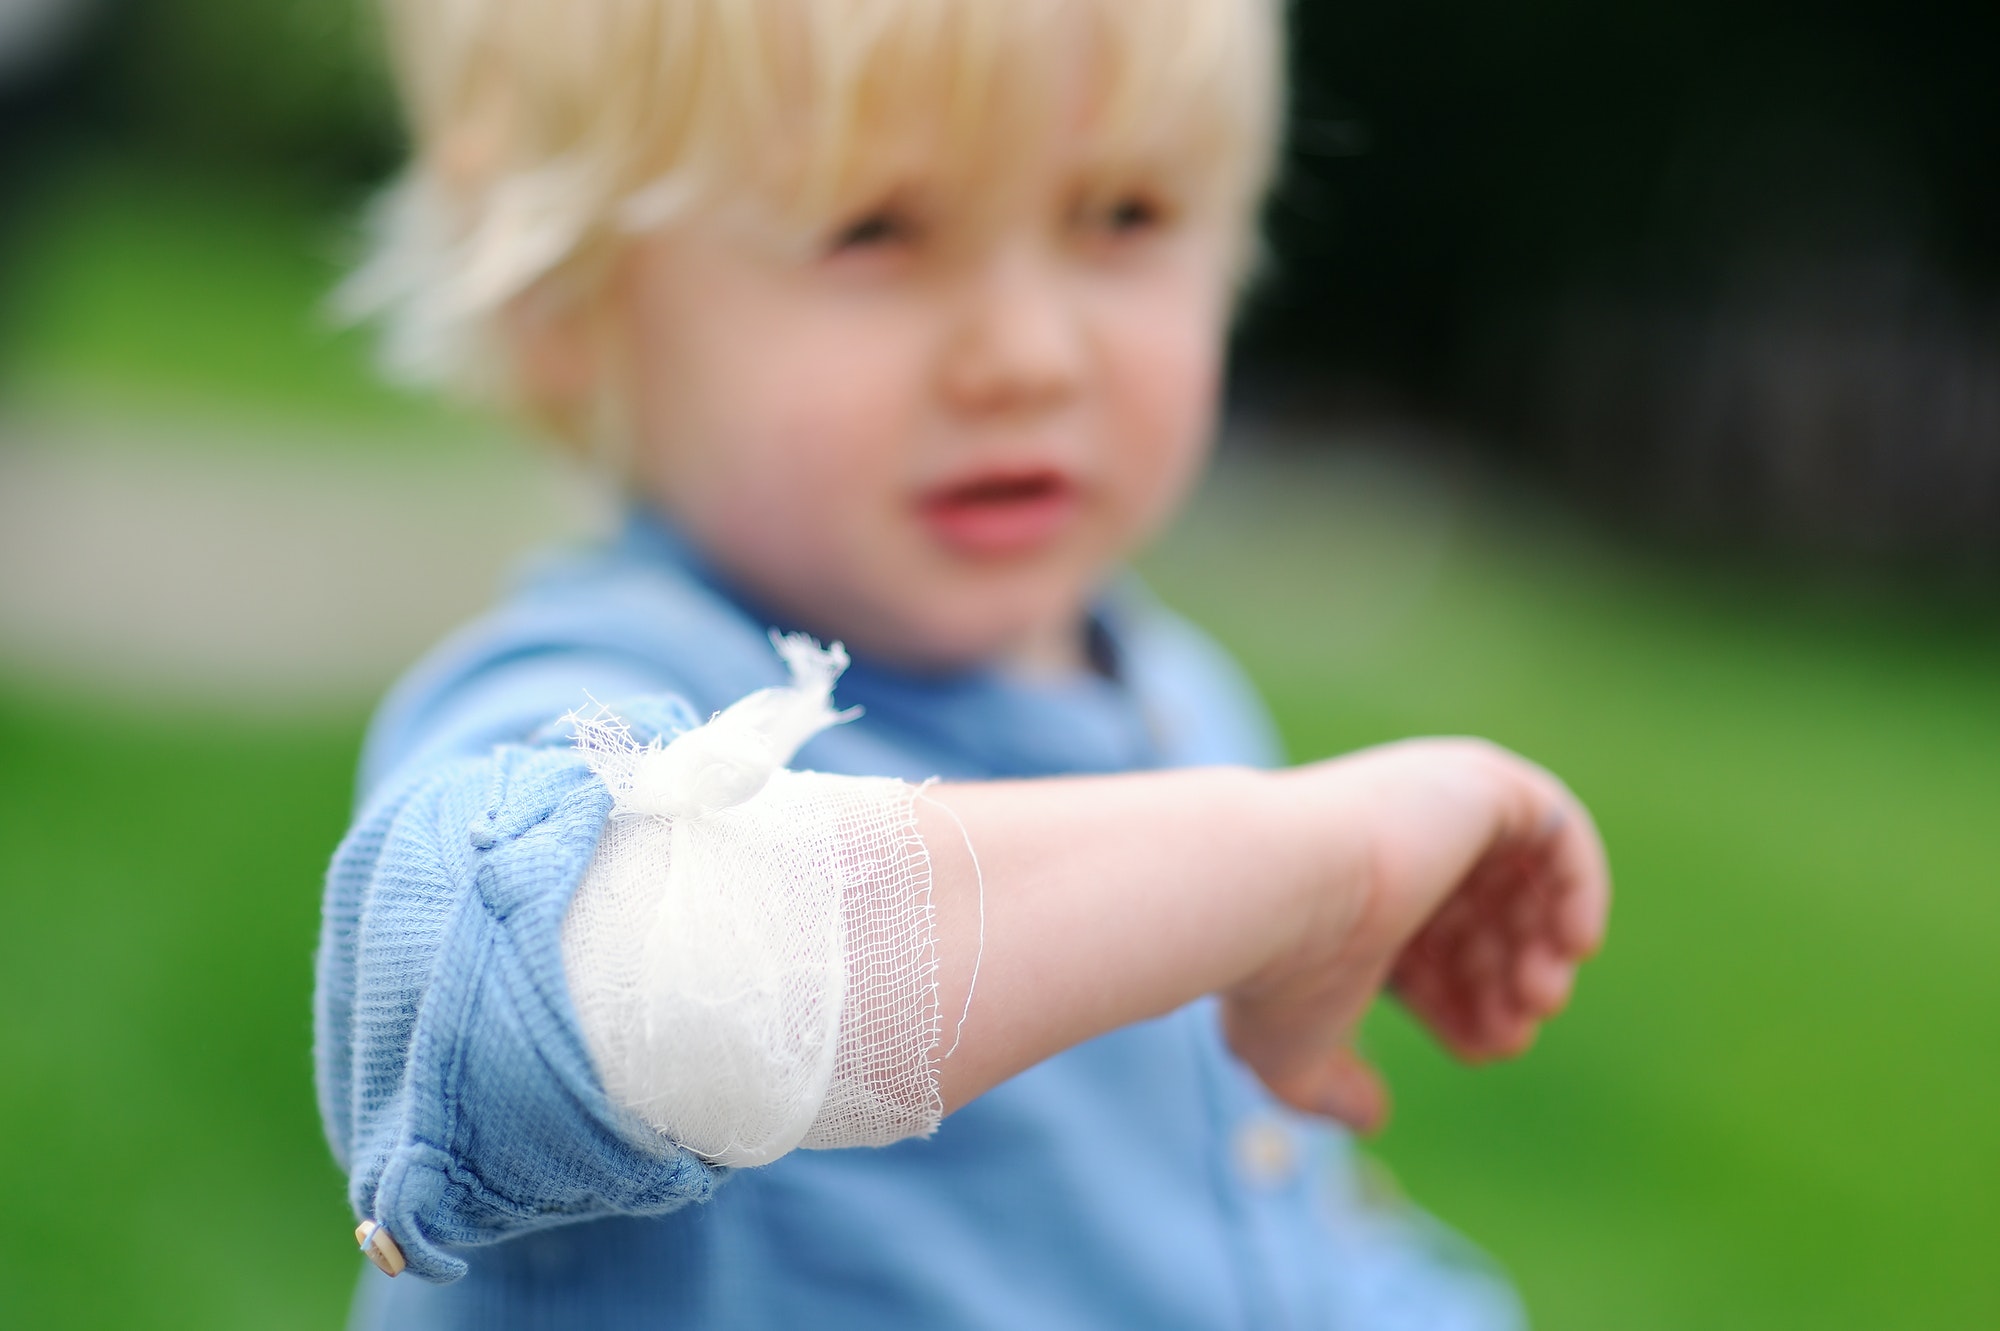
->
343, 0, 1285, 400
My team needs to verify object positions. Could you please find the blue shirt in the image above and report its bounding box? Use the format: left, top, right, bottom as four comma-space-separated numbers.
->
318, 511, 1522, 1330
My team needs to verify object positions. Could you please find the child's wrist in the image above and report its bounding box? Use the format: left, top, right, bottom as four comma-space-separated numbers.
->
1233, 759, 1383, 996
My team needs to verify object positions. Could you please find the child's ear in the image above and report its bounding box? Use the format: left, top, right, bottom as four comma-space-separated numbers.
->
502, 269, 608, 446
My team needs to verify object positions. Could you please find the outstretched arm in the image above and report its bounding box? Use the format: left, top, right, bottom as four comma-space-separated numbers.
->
922, 738, 1609, 1132
323, 647, 1607, 1281
568, 670, 1609, 1168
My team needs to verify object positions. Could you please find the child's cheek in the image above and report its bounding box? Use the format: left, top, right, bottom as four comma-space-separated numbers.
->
723, 374, 926, 594
707, 321, 915, 500
1101, 288, 1226, 538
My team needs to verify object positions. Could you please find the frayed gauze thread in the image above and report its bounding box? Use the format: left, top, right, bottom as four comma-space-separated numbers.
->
561, 635, 945, 1166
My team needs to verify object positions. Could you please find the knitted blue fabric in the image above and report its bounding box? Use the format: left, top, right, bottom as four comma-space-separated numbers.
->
317, 701, 720, 1281
316, 508, 1525, 1329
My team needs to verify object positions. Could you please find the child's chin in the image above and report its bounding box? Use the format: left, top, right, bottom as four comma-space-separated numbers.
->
892, 588, 1097, 674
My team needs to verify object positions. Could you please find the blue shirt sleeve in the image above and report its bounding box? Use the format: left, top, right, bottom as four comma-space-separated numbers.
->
316, 673, 719, 1282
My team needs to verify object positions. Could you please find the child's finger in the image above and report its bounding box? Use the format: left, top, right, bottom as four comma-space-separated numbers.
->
1511, 942, 1575, 1015
1395, 949, 1493, 1061
1389, 954, 1454, 1037
1536, 793, 1611, 958
1461, 930, 1507, 987
1489, 976, 1539, 1054
1313, 1045, 1391, 1134
1474, 1006, 1540, 1060
1552, 830, 1611, 958
1242, 1024, 1390, 1132
1507, 879, 1549, 941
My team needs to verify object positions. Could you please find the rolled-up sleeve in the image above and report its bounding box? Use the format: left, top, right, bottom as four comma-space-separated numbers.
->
314, 702, 721, 1283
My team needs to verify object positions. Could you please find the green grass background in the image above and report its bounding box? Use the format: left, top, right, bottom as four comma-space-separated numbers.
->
2, 162, 1994, 1328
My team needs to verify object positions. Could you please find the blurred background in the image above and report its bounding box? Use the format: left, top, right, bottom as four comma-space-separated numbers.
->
1, 1, 1995, 1326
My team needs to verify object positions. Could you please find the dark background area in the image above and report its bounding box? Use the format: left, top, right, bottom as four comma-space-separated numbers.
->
7, 0, 2000, 573
1250, 0, 2000, 572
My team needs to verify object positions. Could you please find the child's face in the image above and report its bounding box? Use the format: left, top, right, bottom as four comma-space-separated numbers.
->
599, 125, 1237, 672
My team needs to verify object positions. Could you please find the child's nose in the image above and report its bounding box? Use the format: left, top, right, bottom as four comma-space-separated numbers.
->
938, 246, 1085, 420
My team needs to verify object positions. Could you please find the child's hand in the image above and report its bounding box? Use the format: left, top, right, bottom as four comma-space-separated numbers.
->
1223, 740, 1610, 1133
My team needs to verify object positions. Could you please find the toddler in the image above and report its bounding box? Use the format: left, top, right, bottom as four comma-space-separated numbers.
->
317, 1, 1610, 1326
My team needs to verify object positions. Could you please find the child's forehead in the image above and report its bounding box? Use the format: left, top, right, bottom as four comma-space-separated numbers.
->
739, 101, 1198, 228
623, 0, 1275, 227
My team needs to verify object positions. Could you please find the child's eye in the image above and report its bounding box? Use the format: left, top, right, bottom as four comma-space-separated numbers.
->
1101, 195, 1162, 234
828, 207, 920, 255
1075, 190, 1172, 245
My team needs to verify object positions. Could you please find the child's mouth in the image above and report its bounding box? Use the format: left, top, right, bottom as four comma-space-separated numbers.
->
918, 468, 1077, 558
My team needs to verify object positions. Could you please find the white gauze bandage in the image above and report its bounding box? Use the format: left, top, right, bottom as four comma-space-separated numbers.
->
560, 634, 948, 1166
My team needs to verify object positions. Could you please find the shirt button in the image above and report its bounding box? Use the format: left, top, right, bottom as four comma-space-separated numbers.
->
1232, 1116, 1300, 1189
356, 1220, 407, 1277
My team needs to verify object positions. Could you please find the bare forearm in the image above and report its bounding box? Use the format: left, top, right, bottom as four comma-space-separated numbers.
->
919, 737, 1609, 1126
920, 766, 1332, 1112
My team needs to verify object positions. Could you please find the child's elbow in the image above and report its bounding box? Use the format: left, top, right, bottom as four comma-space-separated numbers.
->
314, 748, 719, 1282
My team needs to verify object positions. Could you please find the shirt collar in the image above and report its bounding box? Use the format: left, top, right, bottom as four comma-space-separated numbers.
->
616, 505, 1162, 777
